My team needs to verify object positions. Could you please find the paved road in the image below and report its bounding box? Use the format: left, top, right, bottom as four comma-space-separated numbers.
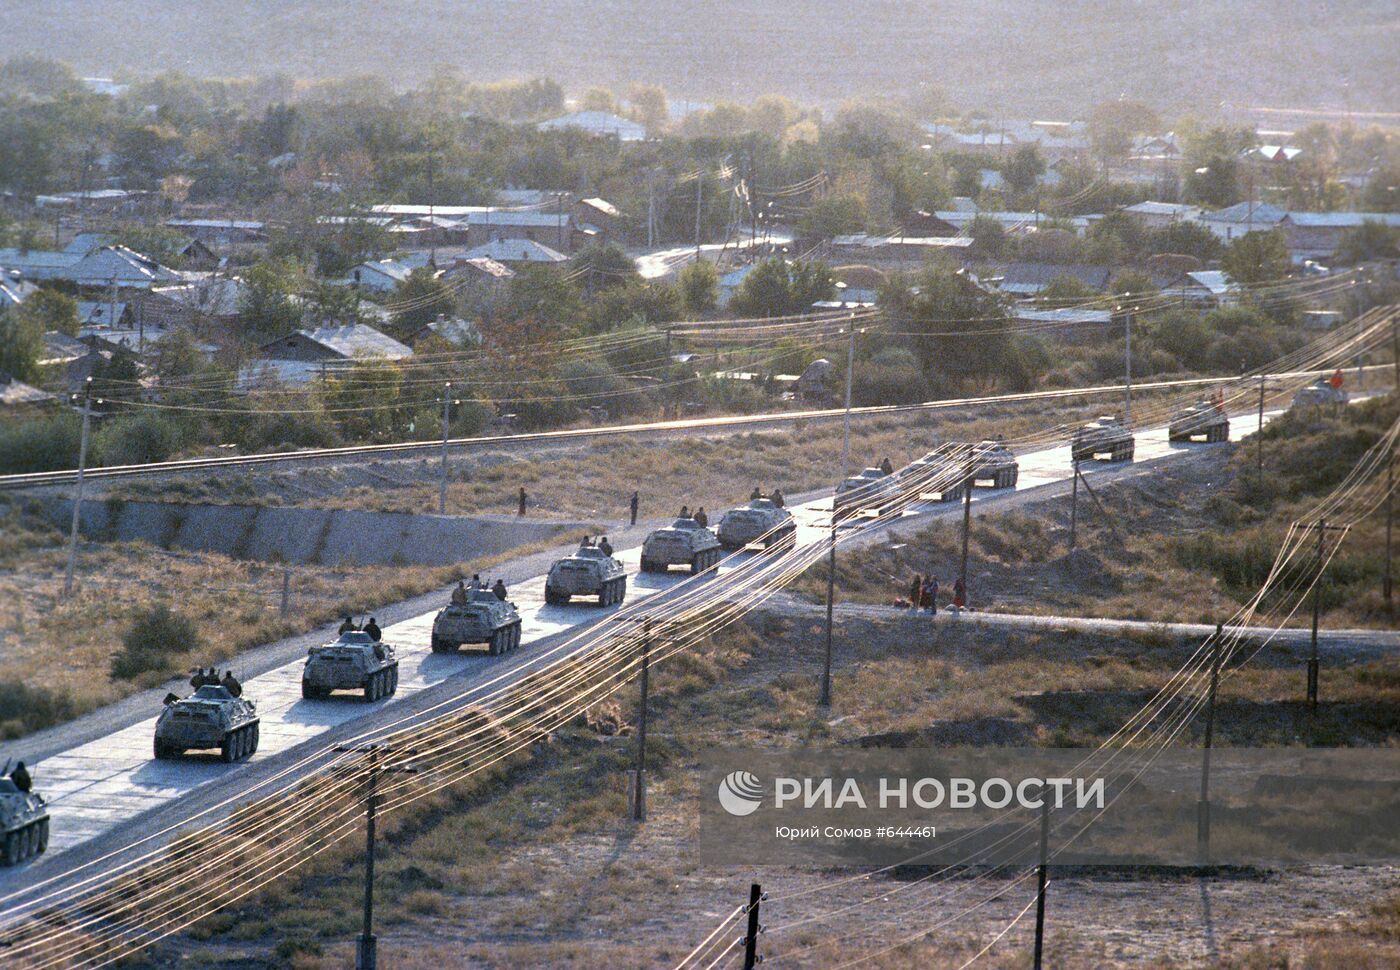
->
0, 398, 1385, 890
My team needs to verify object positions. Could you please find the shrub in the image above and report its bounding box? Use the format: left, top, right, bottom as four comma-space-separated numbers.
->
0, 412, 82, 473
111, 603, 201, 680
0, 680, 78, 738
94, 412, 187, 466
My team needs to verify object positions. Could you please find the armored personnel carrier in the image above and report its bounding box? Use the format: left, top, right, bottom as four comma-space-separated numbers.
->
1292, 379, 1348, 409
154, 686, 260, 762
0, 773, 48, 865
929, 440, 1019, 489
834, 467, 901, 518
902, 451, 968, 503
431, 589, 522, 655
301, 631, 400, 701
717, 498, 796, 551
640, 518, 723, 574
545, 545, 628, 605
1071, 417, 1135, 462
1169, 401, 1230, 443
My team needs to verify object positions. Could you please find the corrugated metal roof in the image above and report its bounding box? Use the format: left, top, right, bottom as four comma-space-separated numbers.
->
299, 324, 413, 360
537, 111, 646, 141
462, 239, 567, 263
1200, 202, 1287, 225
1284, 212, 1400, 228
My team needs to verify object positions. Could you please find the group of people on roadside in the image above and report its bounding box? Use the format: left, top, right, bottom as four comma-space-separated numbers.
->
189, 667, 243, 697
749, 487, 785, 507
906, 573, 967, 614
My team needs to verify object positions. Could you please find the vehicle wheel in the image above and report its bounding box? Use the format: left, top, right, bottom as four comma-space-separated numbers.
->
616, 579, 626, 604
301, 681, 318, 700
1008, 469, 1019, 487
250, 723, 260, 754
488, 630, 501, 657
154, 739, 168, 760
430, 635, 443, 653
389, 667, 399, 692
3, 832, 18, 866
1125, 444, 1135, 461
364, 675, 378, 702
221, 733, 237, 763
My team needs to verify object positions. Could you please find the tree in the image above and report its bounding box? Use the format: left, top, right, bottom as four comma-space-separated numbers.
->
1085, 211, 1147, 263
677, 261, 719, 317
729, 259, 834, 318
1335, 220, 1400, 264
1184, 155, 1241, 208
17, 288, 79, 337
1087, 100, 1161, 161
579, 88, 619, 113
1221, 230, 1291, 286
148, 330, 207, 385
1146, 221, 1223, 262
1361, 167, 1400, 213
627, 84, 668, 136
967, 214, 1009, 259
571, 244, 640, 293
391, 268, 456, 333
1002, 145, 1046, 194
239, 258, 305, 340
0, 307, 44, 382
797, 194, 867, 241
500, 265, 582, 329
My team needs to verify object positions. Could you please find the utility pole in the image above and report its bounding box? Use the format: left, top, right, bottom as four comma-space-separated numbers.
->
427, 153, 436, 267
958, 472, 973, 594
633, 618, 652, 821
1068, 460, 1080, 551
1256, 374, 1266, 475
280, 568, 291, 617
1309, 519, 1324, 712
694, 172, 704, 259
63, 379, 94, 599
1123, 299, 1133, 424
439, 383, 454, 516
333, 744, 418, 970
1197, 623, 1224, 865
1032, 798, 1050, 970
1385, 448, 1394, 616
840, 322, 856, 480
820, 520, 836, 709
557, 192, 567, 251
741, 883, 764, 970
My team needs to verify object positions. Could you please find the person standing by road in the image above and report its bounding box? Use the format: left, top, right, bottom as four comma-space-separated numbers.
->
908, 573, 922, 611
927, 576, 939, 615
518, 486, 528, 516
629, 490, 639, 526
952, 577, 966, 610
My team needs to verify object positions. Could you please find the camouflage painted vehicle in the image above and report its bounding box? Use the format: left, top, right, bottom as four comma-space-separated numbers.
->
930, 440, 1020, 489
834, 467, 901, 518
545, 545, 628, 605
901, 451, 968, 503
716, 498, 796, 551
1291, 379, 1349, 409
431, 589, 522, 655
1071, 417, 1135, 462
154, 686, 260, 763
640, 518, 723, 574
0, 774, 48, 865
301, 631, 400, 701
1169, 401, 1230, 442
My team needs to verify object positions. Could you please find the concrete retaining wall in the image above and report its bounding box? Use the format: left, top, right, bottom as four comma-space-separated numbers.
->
45, 499, 586, 567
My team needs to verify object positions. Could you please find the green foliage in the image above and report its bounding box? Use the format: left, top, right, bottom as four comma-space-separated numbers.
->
967, 214, 1009, 259
17, 288, 80, 337
1086, 211, 1147, 262
500, 265, 582, 328
0, 412, 81, 473
1087, 100, 1161, 161
1002, 144, 1046, 194
0, 680, 77, 739
1335, 220, 1400, 264
0, 306, 45, 382
94, 412, 187, 466
113, 226, 194, 267
239, 258, 305, 341
570, 244, 641, 293
148, 330, 208, 385
797, 194, 868, 241
1221, 230, 1291, 286
677, 261, 719, 317
729, 259, 834, 318
1037, 275, 1098, 305
391, 268, 457, 333
585, 281, 681, 332
1146, 220, 1223, 262
850, 358, 929, 406
112, 604, 201, 680
1361, 167, 1400, 212
1184, 155, 1241, 207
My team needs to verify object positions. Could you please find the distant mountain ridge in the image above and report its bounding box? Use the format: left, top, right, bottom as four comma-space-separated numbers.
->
1, 0, 1395, 117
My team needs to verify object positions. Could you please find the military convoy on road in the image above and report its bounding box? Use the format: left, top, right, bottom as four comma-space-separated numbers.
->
1168, 401, 1230, 443
641, 518, 723, 574
931, 440, 1020, 489
717, 498, 796, 551
301, 631, 400, 701
1071, 417, 1136, 462
154, 686, 261, 762
432, 589, 523, 655
545, 545, 628, 605
0, 772, 48, 865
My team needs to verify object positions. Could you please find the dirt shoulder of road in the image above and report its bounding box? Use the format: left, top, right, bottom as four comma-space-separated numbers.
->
152, 608, 1400, 969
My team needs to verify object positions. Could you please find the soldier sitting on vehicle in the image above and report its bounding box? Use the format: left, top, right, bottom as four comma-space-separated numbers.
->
771, 488, 785, 507
451, 581, 468, 606
599, 536, 614, 556
190, 667, 218, 689
679, 505, 690, 519
879, 457, 894, 475
163, 692, 180, 706
220, 671, 243, 698
339, 616, 359, 635
10, 761, 31, 794
363, 617, 382, 642
694, 508, 708, 528
751, 486, 763, 501
492, 579, 508, 601
470, 574, 483, 590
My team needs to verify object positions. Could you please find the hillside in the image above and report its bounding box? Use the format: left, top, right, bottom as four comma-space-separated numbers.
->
1, 0, 1396, 117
